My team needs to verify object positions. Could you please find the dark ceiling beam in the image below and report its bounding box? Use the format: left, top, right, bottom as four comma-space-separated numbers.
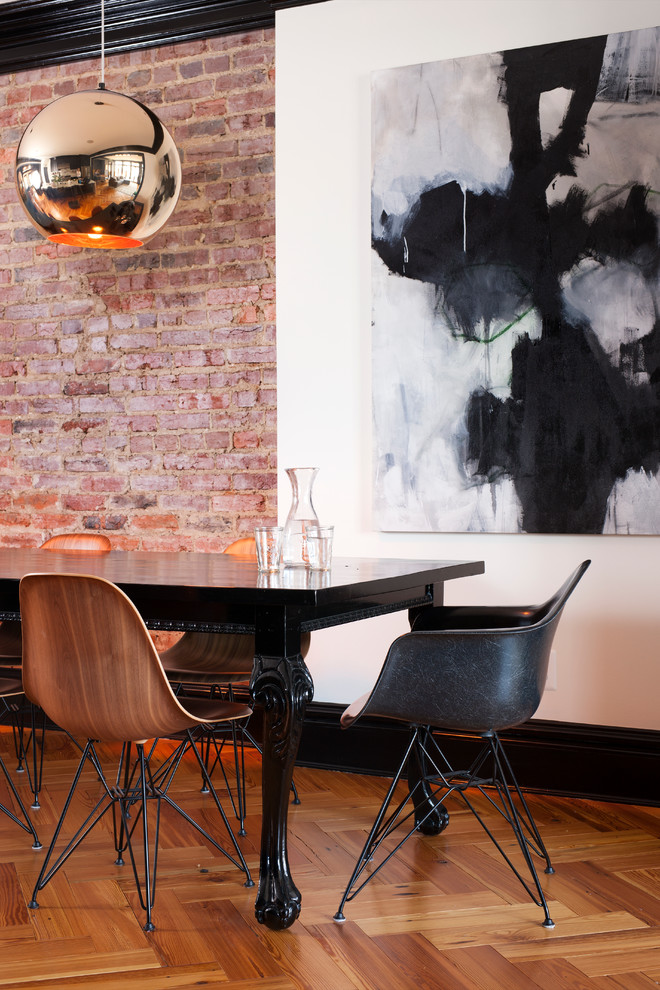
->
0, 0, 327, 75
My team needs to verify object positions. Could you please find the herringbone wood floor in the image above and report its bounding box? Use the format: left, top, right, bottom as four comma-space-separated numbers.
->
0, 726, 658, 989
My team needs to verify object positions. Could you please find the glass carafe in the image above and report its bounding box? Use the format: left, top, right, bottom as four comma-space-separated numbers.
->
282, 467, 319, 567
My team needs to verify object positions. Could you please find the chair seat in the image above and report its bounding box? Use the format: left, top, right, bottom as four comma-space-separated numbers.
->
0, 675, 23, 697
165, 667, 251, 686
340, 691, 370, 729
182, 696, 251, 724
0, 620, 23, 659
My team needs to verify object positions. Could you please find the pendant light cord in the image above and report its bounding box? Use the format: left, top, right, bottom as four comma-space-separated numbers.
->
99, 0, 106, 89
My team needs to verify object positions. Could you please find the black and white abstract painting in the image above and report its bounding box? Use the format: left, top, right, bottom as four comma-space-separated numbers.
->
372, 27, 660, 534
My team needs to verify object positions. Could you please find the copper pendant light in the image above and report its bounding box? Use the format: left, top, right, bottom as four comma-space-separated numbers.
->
14, 1, 181, 249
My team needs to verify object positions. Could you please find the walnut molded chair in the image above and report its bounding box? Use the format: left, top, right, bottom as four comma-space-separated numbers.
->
40, 533, 112, 552
160, 536, 310, 832
334, 560, 590, 929
20, 572, 254, 932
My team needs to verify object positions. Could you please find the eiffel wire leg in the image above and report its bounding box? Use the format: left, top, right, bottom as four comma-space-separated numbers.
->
0, 747, 41, 848
334, 726, 556, 929
484, 735, 555, 928
29, 734, 252, 930
29, 741, 114, 908
334, 730, 420, 922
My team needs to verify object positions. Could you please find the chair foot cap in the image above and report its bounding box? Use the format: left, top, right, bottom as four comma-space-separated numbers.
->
239, 828, 247, 836
244, 878, 255, 888
30, 801, 40, 811
545, 866, 555, 874
333, 912, 346, 923
28, 900, 39, 910
542, 918, 555, 929
115, 857, 124, 866
31, 841, 42, 850
16, 764, 24, 773
143, 921, 155, 932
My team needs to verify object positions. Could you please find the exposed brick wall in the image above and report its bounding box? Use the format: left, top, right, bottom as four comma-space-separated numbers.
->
0, 29, 277, 551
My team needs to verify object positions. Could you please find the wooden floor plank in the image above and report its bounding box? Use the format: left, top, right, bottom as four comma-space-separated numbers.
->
554, 861, 660, 926
306, 918, 445, 990
424, 910, 646, 952
239, 907, 363, 990
437, 943, 545, 989
374, 931, 484, 990
517, 955, 605, 989
0, 939, 160, 986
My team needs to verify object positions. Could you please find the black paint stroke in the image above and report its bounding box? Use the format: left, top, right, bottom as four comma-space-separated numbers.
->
374, 33, 660, 534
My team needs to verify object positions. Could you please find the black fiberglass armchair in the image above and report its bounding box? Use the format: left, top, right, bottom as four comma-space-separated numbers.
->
334, 560, 590, 929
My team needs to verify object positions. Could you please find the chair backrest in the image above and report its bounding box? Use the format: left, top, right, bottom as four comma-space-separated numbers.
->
224, 537, 257, 558
20, 573, 204, 743
354, 561, 590, 734
160, 628, 260, 675
41, 533, 112, 552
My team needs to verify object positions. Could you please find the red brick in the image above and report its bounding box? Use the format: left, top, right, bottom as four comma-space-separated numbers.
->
162, 453, 215, 470
186, 473, 231, 491
63, 495, 105, 511
128, 476, 179, 492
20, 493, 59, 510
63, 381, 109, 397
226, 88, 274, 114
211, 493, 266, 512
226, 346, 275, 364
232, 472, 276, 491
132, 514, 180, 531
64, 457, 110, 473
234, 431, 259, 449
82, 477, 128, 493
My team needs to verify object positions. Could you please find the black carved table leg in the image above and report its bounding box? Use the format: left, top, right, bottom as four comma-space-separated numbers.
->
251, 649, 313, 930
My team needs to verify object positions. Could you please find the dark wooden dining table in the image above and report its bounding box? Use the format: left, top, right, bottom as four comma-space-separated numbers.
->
0, 547, 484, 929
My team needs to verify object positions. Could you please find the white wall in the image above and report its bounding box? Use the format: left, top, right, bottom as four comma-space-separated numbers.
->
275, 0, 660, 729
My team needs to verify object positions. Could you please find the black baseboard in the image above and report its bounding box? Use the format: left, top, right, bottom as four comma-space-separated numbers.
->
297, 702, 660, 807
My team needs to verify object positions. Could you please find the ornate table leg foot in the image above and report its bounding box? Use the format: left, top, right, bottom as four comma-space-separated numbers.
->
251, 652, 313, 930
408, 726, 450, 836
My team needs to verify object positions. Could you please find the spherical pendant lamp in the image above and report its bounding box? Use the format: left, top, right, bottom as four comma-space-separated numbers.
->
15, 86, 182, 249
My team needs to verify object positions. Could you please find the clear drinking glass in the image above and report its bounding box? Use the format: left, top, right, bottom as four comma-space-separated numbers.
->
254, 526, 283, 572
306, 525, 334, 570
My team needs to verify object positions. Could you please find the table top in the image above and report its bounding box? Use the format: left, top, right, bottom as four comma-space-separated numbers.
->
0, 548, 484, 631
0, 547, 483, 602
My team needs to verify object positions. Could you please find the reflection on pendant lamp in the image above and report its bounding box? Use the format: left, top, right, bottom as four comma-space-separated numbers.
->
14, 2, 181, 249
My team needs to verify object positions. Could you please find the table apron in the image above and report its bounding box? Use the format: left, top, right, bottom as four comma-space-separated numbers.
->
0, 584, 437, 635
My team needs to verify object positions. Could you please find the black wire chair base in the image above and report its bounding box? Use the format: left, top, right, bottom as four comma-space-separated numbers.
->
173, 681, 300, 838
0, 696, 41, 849
28, 729, 253, 932
0, 751, 41, 850
11, 700, 84, 811
334, 725, 555, 929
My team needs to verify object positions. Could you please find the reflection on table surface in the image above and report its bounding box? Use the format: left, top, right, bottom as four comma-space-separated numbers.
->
0, 547, 483, 595
258, 567, 331, 590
